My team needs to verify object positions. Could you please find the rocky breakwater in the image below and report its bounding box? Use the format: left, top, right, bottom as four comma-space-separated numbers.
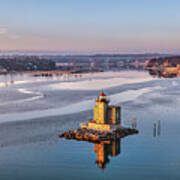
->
58, 127, 138, 143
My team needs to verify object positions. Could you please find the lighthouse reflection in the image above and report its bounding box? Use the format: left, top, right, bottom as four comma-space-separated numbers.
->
94, 140, 121, 170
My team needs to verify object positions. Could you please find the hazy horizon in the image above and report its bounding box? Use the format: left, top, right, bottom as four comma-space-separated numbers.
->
0, 0, 180, 53
0, 50, 179, 56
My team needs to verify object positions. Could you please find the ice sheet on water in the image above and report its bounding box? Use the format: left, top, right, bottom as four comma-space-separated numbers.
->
0, 86, 162, 123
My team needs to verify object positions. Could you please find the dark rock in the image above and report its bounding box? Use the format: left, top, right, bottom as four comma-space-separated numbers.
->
58, 127, 138, 143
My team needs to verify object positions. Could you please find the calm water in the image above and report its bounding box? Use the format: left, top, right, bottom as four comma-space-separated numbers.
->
0, 71, 180, 180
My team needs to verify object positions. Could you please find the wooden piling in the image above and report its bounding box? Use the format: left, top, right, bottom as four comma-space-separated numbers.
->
153, 123, 156, 137
158, 120, 161, 136
132, 118, 137, 129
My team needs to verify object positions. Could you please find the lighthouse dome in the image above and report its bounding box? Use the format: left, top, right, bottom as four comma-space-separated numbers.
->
99, 91, 106, 97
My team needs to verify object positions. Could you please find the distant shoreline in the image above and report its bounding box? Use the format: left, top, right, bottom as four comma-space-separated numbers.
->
0, 69, 103, 76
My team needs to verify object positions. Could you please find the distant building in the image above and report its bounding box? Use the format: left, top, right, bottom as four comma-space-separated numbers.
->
146, 56, 180, 78
81, 92, 121, 131
0, 66, 7, 74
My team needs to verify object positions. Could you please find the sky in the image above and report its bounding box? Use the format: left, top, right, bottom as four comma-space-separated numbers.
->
0, 0, 180, 53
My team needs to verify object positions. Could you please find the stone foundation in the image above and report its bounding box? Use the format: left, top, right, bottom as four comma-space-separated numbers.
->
59, 127, 138, 143
81, 122, 122, 131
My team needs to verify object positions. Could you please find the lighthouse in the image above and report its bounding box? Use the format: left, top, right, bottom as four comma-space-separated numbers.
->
59, 91, 138, 143
81, 92, 121, 131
